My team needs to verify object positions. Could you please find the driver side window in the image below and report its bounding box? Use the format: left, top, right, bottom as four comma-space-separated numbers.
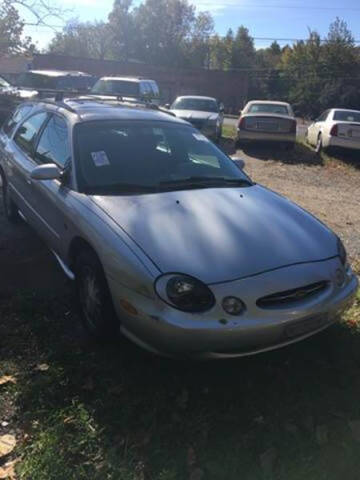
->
35, 114, 70, 168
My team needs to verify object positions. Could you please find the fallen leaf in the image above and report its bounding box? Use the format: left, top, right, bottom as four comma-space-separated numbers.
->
260, 447, 278, 476
0, 458, 18, 479
349, 420, 360, 442
316, 425, 328, 446
187, 447, 196, 468
0, 377, 16, 386
189, 468, 204, 480
82, 377, 95, 391
35, 364, 49, 372
0, 435, 16, 458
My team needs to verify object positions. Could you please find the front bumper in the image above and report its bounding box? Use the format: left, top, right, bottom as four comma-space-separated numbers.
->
236, 129, 296, 144
109, 257, 358, 359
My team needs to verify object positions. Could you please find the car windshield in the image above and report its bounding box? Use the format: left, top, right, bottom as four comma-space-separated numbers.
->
248, 103, 289, 115
171, 98, 219, 113
333, 110, 360, 122
91, 80, 140, 96
75, 121, 251, 195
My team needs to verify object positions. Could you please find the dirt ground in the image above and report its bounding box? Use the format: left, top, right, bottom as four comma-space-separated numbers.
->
0, 147, 359, 297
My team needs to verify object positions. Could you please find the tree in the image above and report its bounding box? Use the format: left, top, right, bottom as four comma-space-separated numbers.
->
231, 26, 256, 69
132, 0, 196, 66
108, 0, 135, 61
0, 0, 35, 55
49, 20, 112, 60
185, 11, 214, 68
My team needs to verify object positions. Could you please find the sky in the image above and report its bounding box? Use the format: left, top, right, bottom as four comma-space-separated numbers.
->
22, 0, 360, 51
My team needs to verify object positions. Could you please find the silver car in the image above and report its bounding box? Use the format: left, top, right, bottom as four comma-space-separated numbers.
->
236, 100, 297, 149
0, 99, 357, 359
167, 96, 224, 141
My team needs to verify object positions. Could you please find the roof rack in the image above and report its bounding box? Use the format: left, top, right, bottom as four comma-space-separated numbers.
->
35, 96, 79, 115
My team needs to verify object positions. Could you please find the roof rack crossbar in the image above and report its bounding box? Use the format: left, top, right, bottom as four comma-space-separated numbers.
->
36, 98, 79, 115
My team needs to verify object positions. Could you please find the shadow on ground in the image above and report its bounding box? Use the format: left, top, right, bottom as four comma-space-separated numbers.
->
240, 142, 324, 166
0, 287, 359, 480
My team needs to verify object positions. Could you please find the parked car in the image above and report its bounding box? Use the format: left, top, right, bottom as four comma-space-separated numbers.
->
306, 109, 360, 153
16, 70, 96, 97
90, 77, 161, 105
0, 98, 357, 359
236, 100, 297, 149
0, 75, 38, 125
167, 95, 224, 141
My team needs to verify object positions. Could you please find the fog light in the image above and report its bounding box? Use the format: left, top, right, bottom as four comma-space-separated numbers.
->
222, 297, 246, 316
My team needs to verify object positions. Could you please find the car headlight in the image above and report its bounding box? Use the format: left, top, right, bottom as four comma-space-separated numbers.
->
337, 236, 347, 266
155, 274, 215, 313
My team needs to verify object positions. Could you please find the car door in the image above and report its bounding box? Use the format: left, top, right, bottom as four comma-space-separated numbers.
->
307, 110, 329, 145
30, 113, 72, 255
8, 111, 49, 225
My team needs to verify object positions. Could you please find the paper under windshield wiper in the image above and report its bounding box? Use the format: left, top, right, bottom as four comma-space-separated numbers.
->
159, 177, 253, 189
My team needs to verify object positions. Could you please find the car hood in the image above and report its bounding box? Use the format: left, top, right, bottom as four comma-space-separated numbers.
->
0, 86, 38, 98
171, 109, 219, 122
90, 185, 337, 284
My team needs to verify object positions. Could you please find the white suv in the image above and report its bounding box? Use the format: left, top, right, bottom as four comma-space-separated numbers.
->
90, 77, 161, 105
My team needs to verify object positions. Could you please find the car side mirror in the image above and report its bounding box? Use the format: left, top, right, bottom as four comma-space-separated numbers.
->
239, 110, 242, 116
232, 158, 245, 170
30, 163, 61, 181
219, 103, 225, 113
165, 104, 170, 109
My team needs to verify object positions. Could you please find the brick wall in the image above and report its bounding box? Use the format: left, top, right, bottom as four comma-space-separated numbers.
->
33, 54, 249, 113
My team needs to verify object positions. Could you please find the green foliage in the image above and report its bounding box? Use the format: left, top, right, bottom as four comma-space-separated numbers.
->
0, 0, 35, 55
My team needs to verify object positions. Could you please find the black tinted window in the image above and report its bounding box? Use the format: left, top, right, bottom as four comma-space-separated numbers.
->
3, 105, 33, 137
14, 112, 48, 155
35, 115, 70, 167
91, 80, 140, 96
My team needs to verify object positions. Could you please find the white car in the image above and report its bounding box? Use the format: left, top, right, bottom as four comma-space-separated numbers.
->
306, 109, 360, 153
236, 100, 296, 149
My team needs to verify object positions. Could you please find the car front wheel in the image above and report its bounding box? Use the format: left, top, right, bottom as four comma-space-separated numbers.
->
75, 248, 119, 341
0, 171, 20, 223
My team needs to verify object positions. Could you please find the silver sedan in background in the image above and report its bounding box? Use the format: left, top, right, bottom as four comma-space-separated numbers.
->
0, 98, 357, 359
167, 95, 224, 141
236, 100, 297, 149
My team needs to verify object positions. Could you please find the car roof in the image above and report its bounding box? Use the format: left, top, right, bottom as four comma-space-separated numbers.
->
246, 100, 291, 106
33, 98, 188, 125
175, 95, 217, 101
29, 70, 92, 78
99, 77, 155, 83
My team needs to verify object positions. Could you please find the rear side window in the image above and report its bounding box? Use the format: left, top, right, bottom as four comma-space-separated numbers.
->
317, 111, 329, 122
3, 105, 33, 137
35, 115, 70, 168
14, 112, 48, 156
333, 110, 360, 122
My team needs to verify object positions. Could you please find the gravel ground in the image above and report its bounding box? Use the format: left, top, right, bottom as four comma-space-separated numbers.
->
237, 145, 360, 263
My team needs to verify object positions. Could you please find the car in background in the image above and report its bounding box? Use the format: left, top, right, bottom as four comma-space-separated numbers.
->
167, 95, 224, 142
0, 97, 357, 359
236, 100, 296, 149
16, 70, 96, 97
306, 109, 360, 153
0, 75, 38, 125
90, 77, 161, 106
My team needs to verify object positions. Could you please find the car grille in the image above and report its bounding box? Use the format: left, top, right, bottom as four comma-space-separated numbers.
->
257, 281, 328, 309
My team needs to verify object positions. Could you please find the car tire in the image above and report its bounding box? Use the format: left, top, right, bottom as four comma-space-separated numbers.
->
75, 248, 119, 341
315, 134, 323, 154
0, 170, 20, 224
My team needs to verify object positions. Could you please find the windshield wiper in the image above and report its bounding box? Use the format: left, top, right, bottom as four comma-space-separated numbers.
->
159, 176, 253, 190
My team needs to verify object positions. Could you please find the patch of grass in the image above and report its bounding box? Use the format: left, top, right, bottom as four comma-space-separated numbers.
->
0, 280, 359, 479
221, 124, 236, 139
